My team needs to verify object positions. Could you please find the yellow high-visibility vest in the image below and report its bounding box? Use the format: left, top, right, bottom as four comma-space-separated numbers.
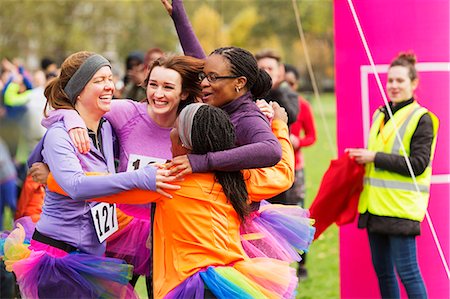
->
358, 101, 439, 222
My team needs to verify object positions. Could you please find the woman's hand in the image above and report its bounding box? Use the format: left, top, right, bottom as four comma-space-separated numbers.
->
69, 128, 90, 154
346, 148, 376, 164
155, 168, 181, 198
161, 0, 173, 16
271, 101, 288, 123
28, 162, 50, 184
290, 133, 300, 149
256, 99, 274, 121
165, 155, 192, 179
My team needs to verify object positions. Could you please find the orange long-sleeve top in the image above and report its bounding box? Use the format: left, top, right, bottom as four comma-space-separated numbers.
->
47, 119, 294, 298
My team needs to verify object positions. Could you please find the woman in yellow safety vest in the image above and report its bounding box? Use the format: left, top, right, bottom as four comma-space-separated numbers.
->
347, 52, 438, 299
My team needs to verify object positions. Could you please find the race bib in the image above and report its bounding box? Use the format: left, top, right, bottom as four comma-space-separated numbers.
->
127, 154, 167, 171
90, 203, 118, 243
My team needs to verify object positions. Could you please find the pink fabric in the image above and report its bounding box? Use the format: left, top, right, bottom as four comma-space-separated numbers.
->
29, 239, 68, 258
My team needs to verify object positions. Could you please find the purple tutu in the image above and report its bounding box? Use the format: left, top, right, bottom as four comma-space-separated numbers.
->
3, 224, 137, 299
240, 201, 315, 262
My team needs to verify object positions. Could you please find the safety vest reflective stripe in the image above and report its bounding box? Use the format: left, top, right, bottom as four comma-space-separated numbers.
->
392, 106, 423, 154
364, 177, 429, 193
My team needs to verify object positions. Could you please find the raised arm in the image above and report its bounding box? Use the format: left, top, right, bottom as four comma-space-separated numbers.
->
162, 0, 206, 58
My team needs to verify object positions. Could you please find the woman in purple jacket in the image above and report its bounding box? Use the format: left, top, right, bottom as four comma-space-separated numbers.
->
2, 51, 178, 299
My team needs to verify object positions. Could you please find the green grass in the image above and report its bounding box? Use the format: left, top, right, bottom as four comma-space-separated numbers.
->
297, 92, 339, 299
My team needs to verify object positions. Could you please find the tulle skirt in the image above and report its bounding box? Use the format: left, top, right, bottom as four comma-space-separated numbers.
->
106, 204, 151, 276
0, 216, 35, 256
2, 224, 137, 299
166, 258, 297, 299
240, 201, 315, 263
106, 217, 151, 276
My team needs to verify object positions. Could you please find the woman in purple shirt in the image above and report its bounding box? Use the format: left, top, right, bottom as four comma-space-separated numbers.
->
3, 51, 178, 299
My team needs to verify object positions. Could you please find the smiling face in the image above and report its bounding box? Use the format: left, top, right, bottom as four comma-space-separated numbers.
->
76, 66, 114, 116
386, 65, 418, 104
147, 66, 186, 121
200, 54, 240, 107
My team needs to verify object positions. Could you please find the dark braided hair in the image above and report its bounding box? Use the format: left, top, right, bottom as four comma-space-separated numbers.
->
211, 47, 272, 98
190, 105, 249, 221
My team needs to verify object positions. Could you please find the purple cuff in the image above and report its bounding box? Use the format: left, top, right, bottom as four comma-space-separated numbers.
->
187, 154, 209, 173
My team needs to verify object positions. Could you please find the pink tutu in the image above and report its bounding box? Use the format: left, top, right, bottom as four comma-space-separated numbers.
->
3, 224, 137, 299
240, 201, 315, 263
106, 211, 151, 276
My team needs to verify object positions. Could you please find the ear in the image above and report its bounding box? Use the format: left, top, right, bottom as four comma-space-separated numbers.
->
180, 91, 189, 101
278, 63, 286, 82
411, 78, 419, 91
236, 76, 247, 90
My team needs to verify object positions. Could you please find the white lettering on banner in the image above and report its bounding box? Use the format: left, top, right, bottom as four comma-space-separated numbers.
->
91, 203, 118, 243
127, 154, 167, 171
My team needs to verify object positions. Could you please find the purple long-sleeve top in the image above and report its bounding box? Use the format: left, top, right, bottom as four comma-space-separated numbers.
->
35, 120, 157, 256
189, 92, 282, 172
171, 0, 282, 172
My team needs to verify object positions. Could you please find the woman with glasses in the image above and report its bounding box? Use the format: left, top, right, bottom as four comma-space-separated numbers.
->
166, 46, 283, 176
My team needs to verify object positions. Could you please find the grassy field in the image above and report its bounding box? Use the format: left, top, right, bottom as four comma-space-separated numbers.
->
297, 92, 339, 299
3, 93, 339, 298
135, 93, 340, 298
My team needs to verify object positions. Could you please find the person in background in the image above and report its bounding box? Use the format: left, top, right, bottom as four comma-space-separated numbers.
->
13, 62, 58, 243
1, 58, 34, 191
122, 51, 147, 101
347, 52, 438, 299
255, 49, 299, 126
40, 57, 58, 78
0, 136, 19, 299
144, 47, 164, 70
0, 136, 17, 231
284, 63, 317, 279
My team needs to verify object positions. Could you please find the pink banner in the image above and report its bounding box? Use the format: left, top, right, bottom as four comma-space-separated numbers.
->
334, 0, 449, 298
